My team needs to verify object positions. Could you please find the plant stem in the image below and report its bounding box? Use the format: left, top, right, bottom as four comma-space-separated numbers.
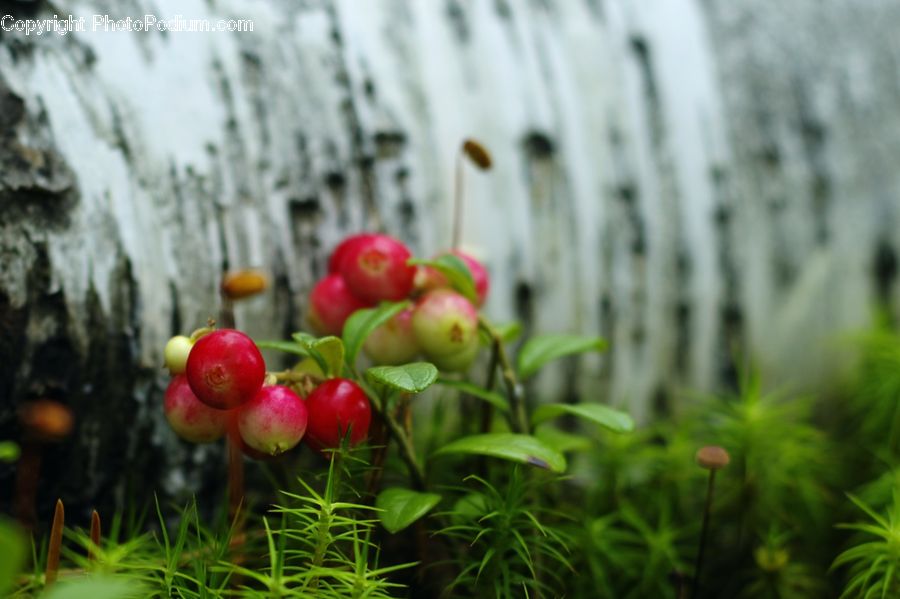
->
45, 499, 64, 587
692, 470, 717, 599
479, 317, 528, 434
227, 436, 244, 523
452, 150, 464, 249
89, 510, 101, 562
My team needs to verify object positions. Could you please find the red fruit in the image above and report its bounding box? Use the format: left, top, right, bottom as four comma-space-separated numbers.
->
164, 375, 229, 443
185, 330, 266, 410
364, 307, 420, 365
328, 233, 377, 274
305, 378, 371, 451
237, 385, 308, 456
308, 274, 373, 336
411, 289, 480, 372
340, 235, 415, 303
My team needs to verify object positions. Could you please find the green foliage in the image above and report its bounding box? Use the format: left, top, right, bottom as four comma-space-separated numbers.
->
0, 440, 21, 462
342, 301, 409, 365
433, 433, 567, 473
375, 488, 441, 534
436, 469, 572, 598
516, 333, 606, 379
0, 518, 26, 595
407, 255, 477, 303
366, 363, 438, 393
833, 493, 900, 598
531, 402, 634, 433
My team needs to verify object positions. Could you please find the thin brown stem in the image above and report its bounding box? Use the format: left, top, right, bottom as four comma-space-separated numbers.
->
45, 499, 64, 586
227, 436, 244, 524
13, 442, 40, 531
88, 510, 101, 562
452, 151, 464, 249
692, 470, 717, 599
479, 317, 528, 434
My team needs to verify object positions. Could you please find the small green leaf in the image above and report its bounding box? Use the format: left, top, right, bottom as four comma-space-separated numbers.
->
531, 403, 634, 433
517, 334, 607, 379
376, 488, 442, 533
436, 378, 509, 412
41, 576, 147, 599
0, 518, 25, 595
311, 336, 345, 378
343, 301, 409, 365
0, 441, 20, 463
433, 433, 566, 472
408, 255, 478, 304
494, 322, 523, 343
367, 363, 439, 393
256, 340, 310, 357
535, 426, 593, 453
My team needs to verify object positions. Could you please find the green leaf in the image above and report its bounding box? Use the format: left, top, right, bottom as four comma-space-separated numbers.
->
494, 322, 523, 343
367, 362, 439, 393
517, 334, 607, 379
376, 488, 442, 533
0, 441, 20, 463
41, 576, 147, 599
311, 336, 345, 378
433, 433, 566, 472
256, 340, 310, 357
285, 334, 346, 377
408, 255, 478, 304
535, 426, 593, 453
342, 301, 409, 365
0, 518, 25, 595
531, 403, 634, 433
436, 378, 509, 412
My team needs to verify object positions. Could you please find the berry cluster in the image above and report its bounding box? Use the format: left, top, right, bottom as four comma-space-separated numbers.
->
162, 330, 370, 458
308, 233, 490, 371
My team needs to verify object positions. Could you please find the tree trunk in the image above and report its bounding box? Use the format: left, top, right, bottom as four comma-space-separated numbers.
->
1, 0, 896, 515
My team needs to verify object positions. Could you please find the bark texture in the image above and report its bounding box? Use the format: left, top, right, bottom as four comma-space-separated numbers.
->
0, 0, 897, 513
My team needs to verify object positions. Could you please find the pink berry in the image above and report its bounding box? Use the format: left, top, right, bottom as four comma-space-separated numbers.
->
308, 274, 373, 336
237, 385, 308, 456
340, 235, 415, 303
412, 289, 480, 372
164, 375, 229, 443
185, 330, 266, 410
305, 378, 371, 451
328, 233, 377, 274
364, 307, 420, 365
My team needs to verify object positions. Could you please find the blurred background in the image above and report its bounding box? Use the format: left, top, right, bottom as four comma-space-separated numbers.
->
1, 0, 897, 516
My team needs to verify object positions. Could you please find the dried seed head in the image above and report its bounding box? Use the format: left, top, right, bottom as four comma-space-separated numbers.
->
462, 139, 492, 170
19, 401, 73, 442
221, 269, 269, 300
696, 445, 730, 470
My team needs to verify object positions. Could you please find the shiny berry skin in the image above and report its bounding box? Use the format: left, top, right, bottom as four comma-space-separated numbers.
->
305, 378, 371, 450
308, 274, 373, 336
364, 307, 420, 365
328, 233, 377, 274
164, 375, 229, 443
412, 289, 479, 366
164, 335, 193, 375
185, 329, 266, 410
237, 385, 308, 456
340, 235, 415, 303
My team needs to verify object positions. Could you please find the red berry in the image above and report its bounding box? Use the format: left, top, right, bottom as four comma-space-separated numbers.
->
237, 385, 308, 456
305, 378, 371, 451
308, 274, 373, 336
340, 235, 415, 303
185, 330, 265, 410
164, 375, 229, 443
412, 289, 480, 372
364, 307, 420, 365
328, 233, 377, 274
